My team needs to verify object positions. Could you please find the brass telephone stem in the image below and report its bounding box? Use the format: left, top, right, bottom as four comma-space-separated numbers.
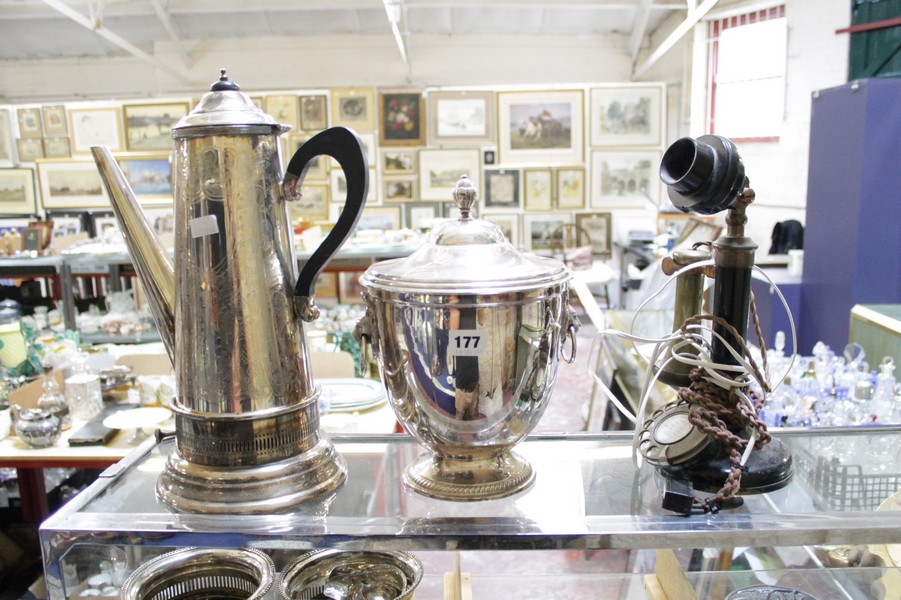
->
711, 186, 757, 366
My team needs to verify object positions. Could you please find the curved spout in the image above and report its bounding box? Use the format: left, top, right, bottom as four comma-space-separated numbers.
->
91, 146, 176, 364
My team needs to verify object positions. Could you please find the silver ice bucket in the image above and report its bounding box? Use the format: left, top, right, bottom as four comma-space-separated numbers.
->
356, 176, 578, 501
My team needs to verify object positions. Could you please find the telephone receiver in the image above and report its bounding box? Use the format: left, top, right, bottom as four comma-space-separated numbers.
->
637, 135, 792, 514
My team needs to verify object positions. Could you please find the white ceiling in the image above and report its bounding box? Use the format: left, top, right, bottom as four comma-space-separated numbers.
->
0, 0, 690, 63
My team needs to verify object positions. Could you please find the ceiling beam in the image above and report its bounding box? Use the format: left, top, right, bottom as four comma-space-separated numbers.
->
149, 0, 190, 66
631, 0, 719, 80
40, 0, 195, 86
628, 0, 653, 60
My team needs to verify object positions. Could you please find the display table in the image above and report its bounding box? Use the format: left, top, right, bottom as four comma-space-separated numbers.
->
39, 427, 901, 599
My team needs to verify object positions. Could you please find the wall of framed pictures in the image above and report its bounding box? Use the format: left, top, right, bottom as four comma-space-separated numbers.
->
0, 81, 667, 256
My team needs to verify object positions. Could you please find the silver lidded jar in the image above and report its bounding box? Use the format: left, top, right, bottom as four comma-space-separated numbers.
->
355, 175, 578, 501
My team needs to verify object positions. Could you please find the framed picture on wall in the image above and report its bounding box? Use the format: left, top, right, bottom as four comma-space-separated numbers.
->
16, 138, 44, 162
299, 95, 328, 131
36, 159, 110, 209
483, 168, 520, 209
589, 84, 664, 147
338, 271, 366, 305
418, 149, 480, 201
381, 149, 416, 175
290, 183, 329, 221
483, 212, 521, 248
331, 88, 376, 133
17, 107, 43, 139
497, 90, 584, 166
43, 137, 71, 159
403, 202, 441, 230
0, 168, 38, 215
265, 95, 299, 130
523, 168, 553, 211
285, 134, 328, 180
69, 107, 124, 155
123, 102, 190, 151
575, 212, 613, 259
379, 90, 425, 146
357, 206, 402, 231
383, 177, 416, 202
92, 211, 119, 239
590, 150, 661, 208
42, 105, 68, 137
330, 169, 376, 203
556, 167, 585, 209
523, 213, 570, 252
427, 90, 495, 147
46, 210, 91, 237
115, 154, 173, 204
0, 110, 13, 166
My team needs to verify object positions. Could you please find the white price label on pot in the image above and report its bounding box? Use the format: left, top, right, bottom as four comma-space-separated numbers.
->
189, 214, 219, 238
448, 329, 486, 357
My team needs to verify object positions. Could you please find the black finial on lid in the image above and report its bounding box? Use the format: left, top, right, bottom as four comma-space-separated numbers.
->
210, 68, 240, 92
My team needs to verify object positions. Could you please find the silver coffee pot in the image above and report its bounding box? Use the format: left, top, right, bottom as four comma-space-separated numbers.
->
92, 70, 368, 514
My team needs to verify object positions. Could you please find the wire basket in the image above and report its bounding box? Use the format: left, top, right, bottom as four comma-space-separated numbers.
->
120, 547, 274, 600
794, 446, 901, 511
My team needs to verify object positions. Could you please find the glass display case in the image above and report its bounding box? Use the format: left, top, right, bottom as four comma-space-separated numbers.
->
40, 428, 901, 599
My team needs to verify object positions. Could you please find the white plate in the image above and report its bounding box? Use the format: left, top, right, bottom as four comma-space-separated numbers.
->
102, 406, 172, 430
320, 378, 387, 413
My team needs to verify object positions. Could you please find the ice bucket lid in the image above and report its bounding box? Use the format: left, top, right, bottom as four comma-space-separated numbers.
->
172, 69, 283, 137
359, 175, 571, 295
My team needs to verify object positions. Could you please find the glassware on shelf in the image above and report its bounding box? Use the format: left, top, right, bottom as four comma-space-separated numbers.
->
65, 352, 103, 422
37, 369, 70, 430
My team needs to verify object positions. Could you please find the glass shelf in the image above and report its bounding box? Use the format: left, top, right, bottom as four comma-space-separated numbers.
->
40, 428, 901, 599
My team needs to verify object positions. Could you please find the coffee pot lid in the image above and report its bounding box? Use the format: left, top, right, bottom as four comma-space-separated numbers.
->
360, 175, 571, 295
172, 69, 284, 137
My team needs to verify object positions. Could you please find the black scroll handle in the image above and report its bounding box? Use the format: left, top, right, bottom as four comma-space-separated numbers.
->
283, 126, 369, 322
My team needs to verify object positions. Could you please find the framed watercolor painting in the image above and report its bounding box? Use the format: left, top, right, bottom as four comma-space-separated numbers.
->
383, 177, 416, 202
523, 168, 553, 211
42, 105, 68, 137
403, 202, 441, 231
497, 90, 584, 166
330, 168, 377, 203
17, 107, 43, 139
123, 102, 190, 151
36, 159, 110, 209
483, 168, 520, 209
285, 134, 329, 180
331, 88, 376, 133
115, 154, 172, 203
299, 94, 328, 131
290, 183, 329, 221
556, 167, 585, 209
43, 137, 71, 159
482, 212, 521, 249
523, 213, 570, 252
16, 138, 44, 162
264, 95, 299, 130
418, 149, 480, 201
427, 90, 495, 147
589, 84, 664, 147
575, 212, 613, 259
68, 107, 124, 155
0, 168, 38, 215
0, 110, 13, 166
357, 206, 401, 231
379, 90, 425, 147
381, 149, 416, 175
590, 150, 661, 208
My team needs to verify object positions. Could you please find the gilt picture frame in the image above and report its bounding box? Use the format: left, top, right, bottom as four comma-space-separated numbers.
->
17, 107, 43, 139
575, 212, 613, 259
331, 88, 376, 133
0, 110, 13, 166
115, 153, 173, 204
379, 90, 425, 147
123, 102, 190, 151
556, 167, 585, 209
497, 90, 584, 166
265, 95, 299, 130
299, 94, 328, 131
523, 168, 553, 211
42, 105, 68, 137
